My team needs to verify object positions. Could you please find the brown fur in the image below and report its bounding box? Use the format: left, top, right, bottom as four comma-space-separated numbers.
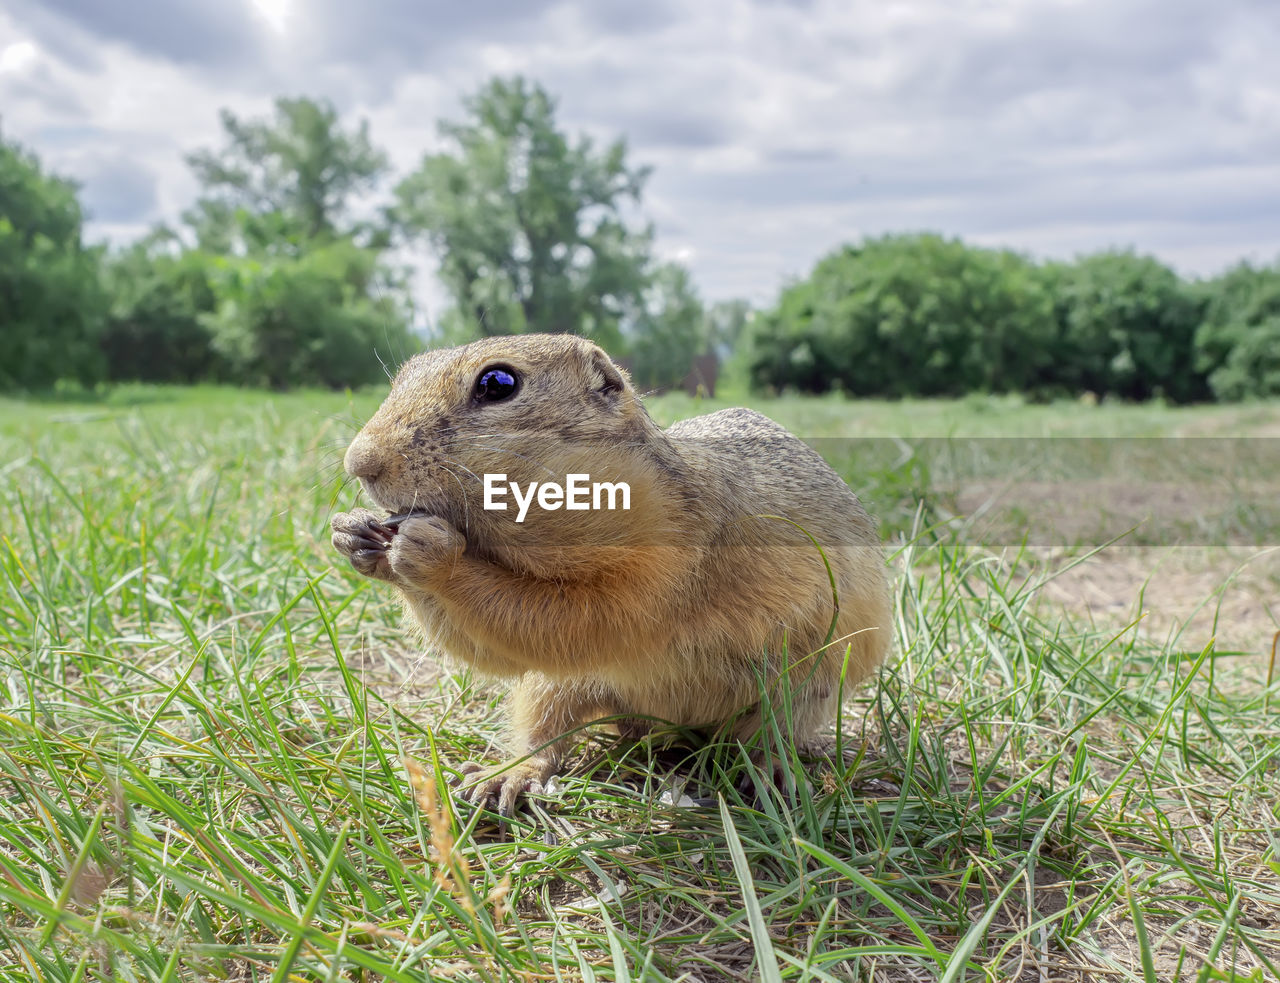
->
331, 334, 892, 812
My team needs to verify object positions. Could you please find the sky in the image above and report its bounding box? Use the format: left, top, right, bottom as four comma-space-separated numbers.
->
2, 0, 1278, 323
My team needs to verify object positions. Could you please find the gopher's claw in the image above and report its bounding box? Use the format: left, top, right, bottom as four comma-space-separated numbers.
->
457, 759, 554, 817
331, 508, 398, 581
347, 533, 388, 552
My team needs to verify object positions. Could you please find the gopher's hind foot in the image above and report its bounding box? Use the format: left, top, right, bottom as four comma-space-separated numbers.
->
456, 757, 557, 817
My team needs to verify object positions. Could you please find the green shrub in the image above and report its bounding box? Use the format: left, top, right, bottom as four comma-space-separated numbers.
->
1040, 251, 1206, 402
202, 241, 418, 389
100, 244, 223, 383
1194, 262, 1280, 400
0, 134, 106, 391
749, 234, 1052, 397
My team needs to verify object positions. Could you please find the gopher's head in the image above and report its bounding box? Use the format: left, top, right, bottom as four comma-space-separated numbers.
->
343, 334, 648, 525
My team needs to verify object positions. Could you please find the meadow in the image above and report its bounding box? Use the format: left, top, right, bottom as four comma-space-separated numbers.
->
0, 385, 1277, 982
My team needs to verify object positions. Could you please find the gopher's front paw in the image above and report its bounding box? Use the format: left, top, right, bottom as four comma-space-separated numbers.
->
387, 515, 466, 586
456, 758, 556, 816
331, 508, 396, 581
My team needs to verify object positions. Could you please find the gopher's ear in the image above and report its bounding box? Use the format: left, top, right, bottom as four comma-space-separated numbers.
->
590, 350, 626, 396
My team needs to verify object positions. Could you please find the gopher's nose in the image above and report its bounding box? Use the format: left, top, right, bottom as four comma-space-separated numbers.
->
344, 434, 387, 482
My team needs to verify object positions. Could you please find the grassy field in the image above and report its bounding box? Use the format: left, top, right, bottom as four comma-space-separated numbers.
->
0, 385, 1277, 982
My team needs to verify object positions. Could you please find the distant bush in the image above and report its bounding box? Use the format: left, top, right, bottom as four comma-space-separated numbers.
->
0, 134, 106, 391
749, 236, 1234, 403
1194, 262, 1280, 400
749, 234, 1053, 397
201, 241, 417, 389
100, 242, 223, 384
1038, 251, 1206, 402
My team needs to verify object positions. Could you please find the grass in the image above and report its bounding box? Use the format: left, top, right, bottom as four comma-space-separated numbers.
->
0, 385, 1277, 981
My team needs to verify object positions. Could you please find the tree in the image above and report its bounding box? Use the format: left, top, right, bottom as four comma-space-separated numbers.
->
626, 262, 707, 390
184, 97, 389, 255
0, 131, 105, 391
705, 299, 753, 358
121, 97, 421, 389
392, 76, 652, 343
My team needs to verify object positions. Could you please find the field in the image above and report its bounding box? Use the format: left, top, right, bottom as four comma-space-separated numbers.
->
0, 385, 1277, 982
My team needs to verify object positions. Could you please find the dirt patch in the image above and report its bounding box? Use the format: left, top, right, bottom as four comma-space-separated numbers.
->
943, 473, 1279, 667
1026, 545, 1279, 664
953, 478, 1280, 550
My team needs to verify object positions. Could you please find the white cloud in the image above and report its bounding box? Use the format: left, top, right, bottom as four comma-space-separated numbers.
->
0, 39, 38, 74
247, 0, 293, 35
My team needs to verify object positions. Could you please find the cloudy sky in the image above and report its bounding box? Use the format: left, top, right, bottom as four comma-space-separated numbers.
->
2, 0, 1278, 320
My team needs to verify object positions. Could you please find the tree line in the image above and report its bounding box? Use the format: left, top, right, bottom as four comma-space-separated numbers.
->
2, 78, 727, 393
749, 234, 1280, 402
2, 75, 1277, 400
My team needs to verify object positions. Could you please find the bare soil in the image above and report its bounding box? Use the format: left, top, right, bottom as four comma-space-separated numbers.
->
1031, 546, 1279, 662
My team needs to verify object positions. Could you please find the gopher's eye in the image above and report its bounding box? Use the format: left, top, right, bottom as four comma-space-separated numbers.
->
475, 366, 519, 402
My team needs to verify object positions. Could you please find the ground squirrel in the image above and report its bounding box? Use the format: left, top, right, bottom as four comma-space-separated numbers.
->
331, 334, 892, 813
